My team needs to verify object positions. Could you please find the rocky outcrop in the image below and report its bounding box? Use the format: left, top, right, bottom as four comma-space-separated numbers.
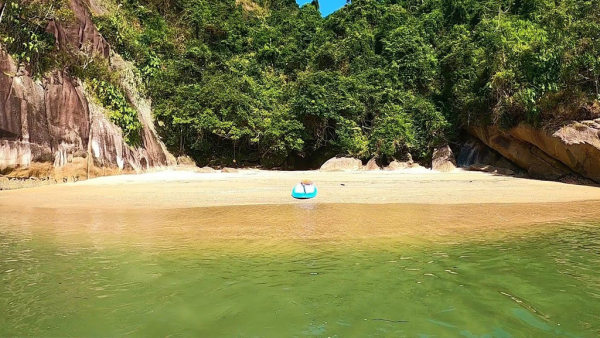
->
509, 122, 600, 182
320, 157, 363, 171
0, 49, 52, 168
431, 145, 456, 172
45, 0, 110, 57
469, 122, 600, 183
0, 51, 171, 177
470, 125, 572, 180
0, 0, 173, 179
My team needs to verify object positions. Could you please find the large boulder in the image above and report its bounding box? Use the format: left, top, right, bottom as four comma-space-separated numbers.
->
432, 145, 457, 172
385, 153, 416, 171
510, 122, 600, 182
320, 157, 363, 171
365, 158, 382, 171
470, 125, 575, 181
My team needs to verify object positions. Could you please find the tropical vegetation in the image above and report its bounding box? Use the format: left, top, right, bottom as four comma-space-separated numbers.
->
2, 0, 599, 167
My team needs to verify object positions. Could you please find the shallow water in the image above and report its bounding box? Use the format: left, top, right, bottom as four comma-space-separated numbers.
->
1, 204, 600, 337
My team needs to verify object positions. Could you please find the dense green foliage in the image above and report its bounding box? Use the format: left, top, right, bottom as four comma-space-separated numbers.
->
0, 1, 69, 75
3, 0, 600, 167
94, 0, 599, 167
89, 79, 143, 146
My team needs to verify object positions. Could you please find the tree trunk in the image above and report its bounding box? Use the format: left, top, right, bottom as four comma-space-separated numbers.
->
0, 3, 6, 25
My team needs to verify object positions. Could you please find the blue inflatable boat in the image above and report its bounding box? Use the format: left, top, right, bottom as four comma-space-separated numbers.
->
292, 183, 318, 199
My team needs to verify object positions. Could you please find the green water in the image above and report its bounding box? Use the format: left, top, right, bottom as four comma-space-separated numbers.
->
1, 211, 600, 337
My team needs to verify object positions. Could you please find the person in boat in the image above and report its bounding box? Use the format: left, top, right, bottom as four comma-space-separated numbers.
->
292, 180, 318, 199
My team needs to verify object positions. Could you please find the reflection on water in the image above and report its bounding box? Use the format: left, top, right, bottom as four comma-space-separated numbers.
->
1, 204, 600, 337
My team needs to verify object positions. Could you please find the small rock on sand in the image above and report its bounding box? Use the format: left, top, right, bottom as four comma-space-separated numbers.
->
195, 167, 217, 173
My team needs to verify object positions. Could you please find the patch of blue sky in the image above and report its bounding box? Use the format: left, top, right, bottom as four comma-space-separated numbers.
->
296, 0, 347, 16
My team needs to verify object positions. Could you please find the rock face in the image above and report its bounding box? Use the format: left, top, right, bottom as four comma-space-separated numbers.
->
46, 0, 110, 58
320, 157, 363, 171
112, 55, 173, 168
0, 0, 173, 179
470, 122, 600, 183
431, 145, 456, 172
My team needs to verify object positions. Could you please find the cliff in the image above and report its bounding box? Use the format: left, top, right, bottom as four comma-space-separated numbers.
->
0, 0, 174, 181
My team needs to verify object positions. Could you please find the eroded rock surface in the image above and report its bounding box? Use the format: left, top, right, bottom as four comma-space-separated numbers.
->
470, 125, 572, 181
1, 50, 170, 177
469, 122, 600, 183
510, 123, 600, 182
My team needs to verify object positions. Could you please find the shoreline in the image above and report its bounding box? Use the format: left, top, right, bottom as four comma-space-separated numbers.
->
2, 169, 600, 245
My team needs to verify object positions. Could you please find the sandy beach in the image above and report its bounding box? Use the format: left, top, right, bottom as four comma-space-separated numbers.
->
2, 168, 600, 210
2, 168, 600, 247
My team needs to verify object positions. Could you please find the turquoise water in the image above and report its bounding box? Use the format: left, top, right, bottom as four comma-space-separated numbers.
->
1, 206, 599, 337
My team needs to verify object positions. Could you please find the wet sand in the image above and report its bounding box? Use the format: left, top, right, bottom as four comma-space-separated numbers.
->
2, 169, 600, 245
